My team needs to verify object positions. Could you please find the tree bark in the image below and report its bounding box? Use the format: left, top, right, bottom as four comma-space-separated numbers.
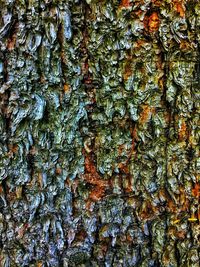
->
0, 0, 199, 266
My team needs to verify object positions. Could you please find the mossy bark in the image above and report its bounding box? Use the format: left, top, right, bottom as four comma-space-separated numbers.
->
0, 0, 199, 266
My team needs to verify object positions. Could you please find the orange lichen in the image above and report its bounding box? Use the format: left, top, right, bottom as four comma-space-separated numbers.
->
118, 144, 125, 156
131, 126, 138, 141
168, 226, 186, 239
162, 251, 171, 266
89, 187, 106, 202
144, 12, 160, 33
126, 234, 133, 242
55, 167, 62, 175
84, 152, 109, 209
119, 0, 132, 9
84, 152, 97, 174
178, 120, 187, 141
7, 35, 17, 51
139, 105, 155, 124
148, 12, 160, 32
118, 163, 129, 174
139, 201, 157, 220
11, 144, 18, 153
151, 0, 161, 6
6, 23, 18, 51
7, 144, 18, 158
173, 0, 185, 18
192, 183, 200, 198
134, 39, 146, 49
167, 199, 177, 213
63, 84, 70, 93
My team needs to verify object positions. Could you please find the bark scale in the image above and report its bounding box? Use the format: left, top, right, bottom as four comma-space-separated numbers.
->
0, 0, 199, 266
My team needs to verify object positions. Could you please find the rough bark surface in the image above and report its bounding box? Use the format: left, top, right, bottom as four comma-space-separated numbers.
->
0, 0, 199, 266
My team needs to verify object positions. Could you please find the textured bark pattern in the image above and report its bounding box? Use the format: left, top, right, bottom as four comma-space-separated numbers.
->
0, 0, 199, 266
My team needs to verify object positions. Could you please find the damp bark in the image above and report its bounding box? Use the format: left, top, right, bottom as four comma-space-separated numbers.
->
0, 0, 199, 266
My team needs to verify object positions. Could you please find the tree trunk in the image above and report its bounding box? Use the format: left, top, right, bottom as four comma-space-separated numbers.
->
0, 0, 199, 266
